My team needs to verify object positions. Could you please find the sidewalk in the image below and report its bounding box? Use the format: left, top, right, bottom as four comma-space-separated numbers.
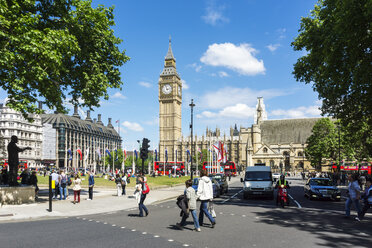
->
0, 184, 186, 222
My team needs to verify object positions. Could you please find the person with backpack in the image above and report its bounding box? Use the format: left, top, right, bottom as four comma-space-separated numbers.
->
59, 170, 68, 200
176, 179, 201, 232
115, 174, 122, 196
138, 176, 149, 217
121, 173, 127, 196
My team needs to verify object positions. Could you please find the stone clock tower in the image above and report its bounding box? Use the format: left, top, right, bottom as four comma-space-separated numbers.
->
158, 38, 182, 162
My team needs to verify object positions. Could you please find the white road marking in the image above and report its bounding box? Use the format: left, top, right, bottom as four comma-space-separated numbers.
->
183, 244, 190, 247
168, 239, 174, 242
131, 229, 136, 232
82, 218, 86, 220
288, 194, 302, 208
154, 235, 160, 238
103, 222, 108, 225
89, 220, 93, 222
112, 224, 116, 227
242, 215, 246, 217
121, 227, 125, 229
96, 221, 100, 223
142, 232, 147, 234
219, 212, 223, 215
222, 190, 243, 203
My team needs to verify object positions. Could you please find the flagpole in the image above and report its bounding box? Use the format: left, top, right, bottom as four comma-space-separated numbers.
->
196, 146, 198, 176
163, 146, 166, 176
132, 147, 135, 175
122, 148, 124, 173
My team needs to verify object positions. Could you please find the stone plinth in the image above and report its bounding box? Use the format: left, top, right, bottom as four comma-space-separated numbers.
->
0, 186, 35, 205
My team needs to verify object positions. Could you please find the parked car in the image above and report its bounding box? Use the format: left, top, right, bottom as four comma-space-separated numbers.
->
304, 178, 341, 201
192, 177, 221, 198
209, 173, 229, 195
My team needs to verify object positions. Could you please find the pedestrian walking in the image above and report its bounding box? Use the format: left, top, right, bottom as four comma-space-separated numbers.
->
177, 179, 201, 232
88, 171, 94, 200
115, 174, 122, 196
228, 171, 232, 181
138, 176, 149, 217
59, 170, 68, 200
197, 170, 216, 228
72, 174, 82, 204
358, 177, 372, 221
121, 173, 127, 195
345, 173, 362, 220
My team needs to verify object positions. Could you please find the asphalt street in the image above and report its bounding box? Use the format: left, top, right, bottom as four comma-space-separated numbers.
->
1, 178, 371, 248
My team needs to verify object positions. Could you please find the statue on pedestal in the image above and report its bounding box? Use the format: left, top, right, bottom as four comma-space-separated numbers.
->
7, 136, 31, 186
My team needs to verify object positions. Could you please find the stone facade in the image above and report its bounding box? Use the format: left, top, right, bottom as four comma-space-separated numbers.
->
0, 103, 43, 168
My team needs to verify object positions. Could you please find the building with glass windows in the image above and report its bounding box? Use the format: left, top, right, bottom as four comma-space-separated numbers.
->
41, 106, 122, 170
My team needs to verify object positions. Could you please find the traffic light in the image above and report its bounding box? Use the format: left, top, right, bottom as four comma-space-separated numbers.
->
140, 138, 150, 160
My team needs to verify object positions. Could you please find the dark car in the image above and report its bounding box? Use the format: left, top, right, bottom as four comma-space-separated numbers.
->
304, 178, 341, 201
209, 173, 229, 195
192, 177, 221, 198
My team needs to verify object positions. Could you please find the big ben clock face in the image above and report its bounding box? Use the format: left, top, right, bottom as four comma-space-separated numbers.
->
162, 84, 172, 94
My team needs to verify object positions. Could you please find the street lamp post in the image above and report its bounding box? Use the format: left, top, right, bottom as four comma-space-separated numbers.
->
137, 140, 140, 175
189, 99, 195, 180
337, 125, 341, 172
302, 144, 305, 173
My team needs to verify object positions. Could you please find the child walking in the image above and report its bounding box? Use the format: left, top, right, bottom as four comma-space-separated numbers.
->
177, 179, 201, 232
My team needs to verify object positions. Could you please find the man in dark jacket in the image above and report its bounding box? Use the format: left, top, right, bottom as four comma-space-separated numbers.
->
7, 136, 31, 186
88, 171, 94, 200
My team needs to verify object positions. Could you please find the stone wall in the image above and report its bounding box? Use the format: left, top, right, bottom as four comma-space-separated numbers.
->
0, 186, 35, 205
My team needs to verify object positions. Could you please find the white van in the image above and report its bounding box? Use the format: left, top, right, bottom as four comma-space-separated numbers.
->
240, 166, 274, 199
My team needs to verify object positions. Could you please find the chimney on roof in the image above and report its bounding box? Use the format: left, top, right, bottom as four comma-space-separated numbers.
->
97, 114, 103, 125
86, 110, 93, 122
107, 118, 113, 128
93, 118, 96, 123
72, 105, 80, 119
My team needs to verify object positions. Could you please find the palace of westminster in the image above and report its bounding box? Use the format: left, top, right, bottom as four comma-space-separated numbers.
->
0, 39, 321, 172
158, 39, 321, 172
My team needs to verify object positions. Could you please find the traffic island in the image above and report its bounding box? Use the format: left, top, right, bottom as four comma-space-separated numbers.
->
0, 186, 35, 205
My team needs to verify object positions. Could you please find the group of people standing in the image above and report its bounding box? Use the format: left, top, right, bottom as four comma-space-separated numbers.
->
50, 170, 95, 203
176, 170, 216, 232
114, 173, 129, 196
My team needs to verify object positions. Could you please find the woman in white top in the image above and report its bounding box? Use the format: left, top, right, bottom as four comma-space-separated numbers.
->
197, 170, 216, 227
73, 174, 82, 204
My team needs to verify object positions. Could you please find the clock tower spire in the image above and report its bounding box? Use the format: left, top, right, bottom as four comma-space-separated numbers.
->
159, 37, 182, 163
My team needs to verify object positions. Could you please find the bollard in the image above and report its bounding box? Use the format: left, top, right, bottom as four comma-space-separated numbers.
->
48, 175, 52, 212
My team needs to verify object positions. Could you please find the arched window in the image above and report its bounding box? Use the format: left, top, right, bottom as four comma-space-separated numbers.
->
298, 151, 303, 157
257, 160, 262, 164
263, 147, 268, 153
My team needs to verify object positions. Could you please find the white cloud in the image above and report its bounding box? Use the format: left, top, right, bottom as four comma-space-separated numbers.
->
112, 92, 126, 99
199, 87, 290, 109
266, 44, 280, 52
200, 43, 265, 76
139, 81, 152, 88
188, 63, 202, 72
144, 117, 159, 126
218, 71, 229, 77
197, 104, 256, 120
181, 79, 189, 90
277, 28, 286, 39
202, 2, 229, 26
270, 105, 321, 119
122, 121, 144, 132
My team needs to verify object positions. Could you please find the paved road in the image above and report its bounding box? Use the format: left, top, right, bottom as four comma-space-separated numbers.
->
1, 178, 371, 248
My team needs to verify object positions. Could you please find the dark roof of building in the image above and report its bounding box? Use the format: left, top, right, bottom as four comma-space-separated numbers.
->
41, 113, 121, 139
260, 118, 323, 144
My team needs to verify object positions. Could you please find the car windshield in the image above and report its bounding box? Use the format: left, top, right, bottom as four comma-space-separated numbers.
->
309, 179, 332, 186
245, 172, 272, 181
209, 174, 223, 182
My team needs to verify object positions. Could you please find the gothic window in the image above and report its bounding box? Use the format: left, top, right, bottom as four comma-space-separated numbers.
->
263, 147, 268, 153
257, 160, 262, 163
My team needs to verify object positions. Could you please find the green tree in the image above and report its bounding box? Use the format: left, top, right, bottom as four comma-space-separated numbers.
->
0, 0, 129, 118
292, 0, 372, 156
305, 118, 338, 170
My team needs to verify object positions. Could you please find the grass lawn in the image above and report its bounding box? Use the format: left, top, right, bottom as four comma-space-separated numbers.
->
36, 174, 191, 189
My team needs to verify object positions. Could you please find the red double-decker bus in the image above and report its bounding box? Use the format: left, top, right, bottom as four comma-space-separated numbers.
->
202, 161, 237, 175
1, 159, 28, 170
154, 161, 185, 175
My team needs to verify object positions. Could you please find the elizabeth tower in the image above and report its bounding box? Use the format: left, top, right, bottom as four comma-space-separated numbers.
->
158, 38, 182, 162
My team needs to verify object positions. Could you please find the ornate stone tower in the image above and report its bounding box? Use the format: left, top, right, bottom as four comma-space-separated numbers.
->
158, 37, 182, 162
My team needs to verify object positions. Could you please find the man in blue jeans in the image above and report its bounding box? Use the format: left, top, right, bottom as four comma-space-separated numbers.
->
197, 170, 216, 227
345, 173, 361, 220
138, 176, 149, 217
59, 170, 68, 200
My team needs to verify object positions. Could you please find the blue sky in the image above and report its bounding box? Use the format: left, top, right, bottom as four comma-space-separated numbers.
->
1, 0, 322, 151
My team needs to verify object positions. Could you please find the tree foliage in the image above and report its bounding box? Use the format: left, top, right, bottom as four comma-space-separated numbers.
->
0, 0, 129, 117
292, 0, 372, 156
305, 118, 338, 170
